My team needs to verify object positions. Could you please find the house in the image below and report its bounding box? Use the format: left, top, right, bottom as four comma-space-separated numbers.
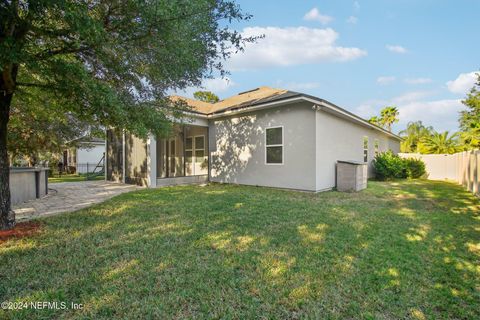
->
63, 137, 105, 174
105, 87, 401, 191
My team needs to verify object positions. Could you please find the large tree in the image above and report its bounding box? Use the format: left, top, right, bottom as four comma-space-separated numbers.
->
398, 121, 433, 153
0, 0, 256, 229
367, 106, 400, 132
193, 90, 220, 103
459, 72, 480, 149
379, 106, 399, 132
421, 131, 460, 154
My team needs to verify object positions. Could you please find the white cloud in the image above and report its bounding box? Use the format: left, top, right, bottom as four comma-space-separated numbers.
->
354, 1, 360, 10
171, 77, 235, 97
202, 77, 235, 92
397, 99, 463, 132
226, 26, 367, 70
275, 81, 320, 91
386, 44, 408, 54
346, 16, 358, 24
446, 71, 478, 94
404, 77, 432, 85
355, 91, 464, 132
376, 76, 396, 85
391, 90, 434, 104
303, 8, 333, 25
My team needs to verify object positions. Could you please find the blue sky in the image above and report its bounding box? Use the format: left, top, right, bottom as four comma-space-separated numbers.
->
180, 0, 480, 134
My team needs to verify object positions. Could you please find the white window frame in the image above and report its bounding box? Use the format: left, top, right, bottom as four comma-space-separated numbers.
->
193, 135, 206, 165
265, 126, 284, 165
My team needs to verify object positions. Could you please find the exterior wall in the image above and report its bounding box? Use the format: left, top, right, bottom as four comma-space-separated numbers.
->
106, 129, 123, 182
315, 110, 400, 191
76, 143, 105, 173
124, 133, 149, 186
209, 102, 317, 191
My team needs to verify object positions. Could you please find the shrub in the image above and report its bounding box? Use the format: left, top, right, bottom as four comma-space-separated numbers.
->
404, 157, 426, 179
373, 151, 426, 180
372, 151, 407, 180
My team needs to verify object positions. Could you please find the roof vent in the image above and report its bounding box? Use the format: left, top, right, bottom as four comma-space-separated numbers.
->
238, 88, 260, 95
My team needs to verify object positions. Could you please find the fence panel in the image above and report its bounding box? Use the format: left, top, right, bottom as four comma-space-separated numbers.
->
399, 150, 479, 197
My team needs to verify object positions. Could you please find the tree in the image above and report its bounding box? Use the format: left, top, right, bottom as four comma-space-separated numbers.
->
0, 1, 257, 230
8, 85, 102, 165
398, 121, 432, 153
193, 91, 220, 103
421, 131, 460, 154
368, 116, 381, 126
380, 106, 399, 132
459, 72, 480, 149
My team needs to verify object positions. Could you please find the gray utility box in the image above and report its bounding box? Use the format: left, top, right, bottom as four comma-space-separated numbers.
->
336, 160, 368, 192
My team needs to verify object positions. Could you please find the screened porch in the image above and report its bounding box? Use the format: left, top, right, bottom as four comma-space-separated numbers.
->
156, 125, 209, 183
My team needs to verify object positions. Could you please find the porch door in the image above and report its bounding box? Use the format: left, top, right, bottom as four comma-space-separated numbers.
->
168, 138, 176, 177
194, 136, 207, 175
185, 135, 207, 176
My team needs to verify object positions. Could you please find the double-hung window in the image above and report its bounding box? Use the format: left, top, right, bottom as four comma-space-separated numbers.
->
266, 126, 283, 164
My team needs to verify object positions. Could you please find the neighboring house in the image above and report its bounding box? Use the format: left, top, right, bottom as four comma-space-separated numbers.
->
106, 87, 401, 191
64, 137, 106, 174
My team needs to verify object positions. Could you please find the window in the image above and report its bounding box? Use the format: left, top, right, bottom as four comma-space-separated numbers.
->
374, 139, 379, 157
194, 136, 205, 164
363, 136, 369, 162
266, 127, 283, 164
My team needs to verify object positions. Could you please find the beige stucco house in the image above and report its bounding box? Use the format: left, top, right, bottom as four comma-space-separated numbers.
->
106, 87, 401, 192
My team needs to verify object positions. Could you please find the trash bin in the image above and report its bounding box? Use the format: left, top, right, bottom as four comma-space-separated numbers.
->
336, 160, 368, 192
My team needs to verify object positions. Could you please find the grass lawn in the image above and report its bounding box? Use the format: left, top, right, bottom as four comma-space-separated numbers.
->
1, 180, 479, 319
48, 174, 104, 183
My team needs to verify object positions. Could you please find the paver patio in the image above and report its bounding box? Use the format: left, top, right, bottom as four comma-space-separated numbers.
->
12, 181, 139, 221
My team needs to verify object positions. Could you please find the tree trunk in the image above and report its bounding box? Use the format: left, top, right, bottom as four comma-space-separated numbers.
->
0, 91, 14, 230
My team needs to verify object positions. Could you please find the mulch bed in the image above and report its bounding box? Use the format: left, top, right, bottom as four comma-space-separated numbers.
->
0, 221, 42, 244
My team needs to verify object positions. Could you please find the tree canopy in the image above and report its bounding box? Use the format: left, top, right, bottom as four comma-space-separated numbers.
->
0, 0, 258, 229
368, 106, 400, 132
399, 121, 433, 153
194, 91, 220, 103
380, 106, 399, 132
459, 72, 480, 149
421, 131, 460, 154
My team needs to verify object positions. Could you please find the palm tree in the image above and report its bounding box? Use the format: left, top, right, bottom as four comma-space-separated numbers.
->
422, 131, 460, 154
399, 121, 433, 153
380, 106, 399, 132
368, 116, 381, 126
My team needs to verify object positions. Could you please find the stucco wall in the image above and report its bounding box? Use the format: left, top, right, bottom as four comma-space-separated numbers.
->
315, 110, 400, 191
209, 103, 317, 191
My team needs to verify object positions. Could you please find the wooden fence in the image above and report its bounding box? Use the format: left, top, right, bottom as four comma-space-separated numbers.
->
399, 150, 480, 196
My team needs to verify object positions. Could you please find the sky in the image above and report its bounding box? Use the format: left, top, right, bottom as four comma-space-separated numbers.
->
178, 0, 480, 134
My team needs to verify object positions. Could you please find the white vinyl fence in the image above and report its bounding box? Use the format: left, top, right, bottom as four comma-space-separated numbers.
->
399, 150, 480, 196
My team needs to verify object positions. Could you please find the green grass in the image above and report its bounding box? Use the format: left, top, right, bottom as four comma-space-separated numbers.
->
48, 174, 104, 183
1, 180, 479, 319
